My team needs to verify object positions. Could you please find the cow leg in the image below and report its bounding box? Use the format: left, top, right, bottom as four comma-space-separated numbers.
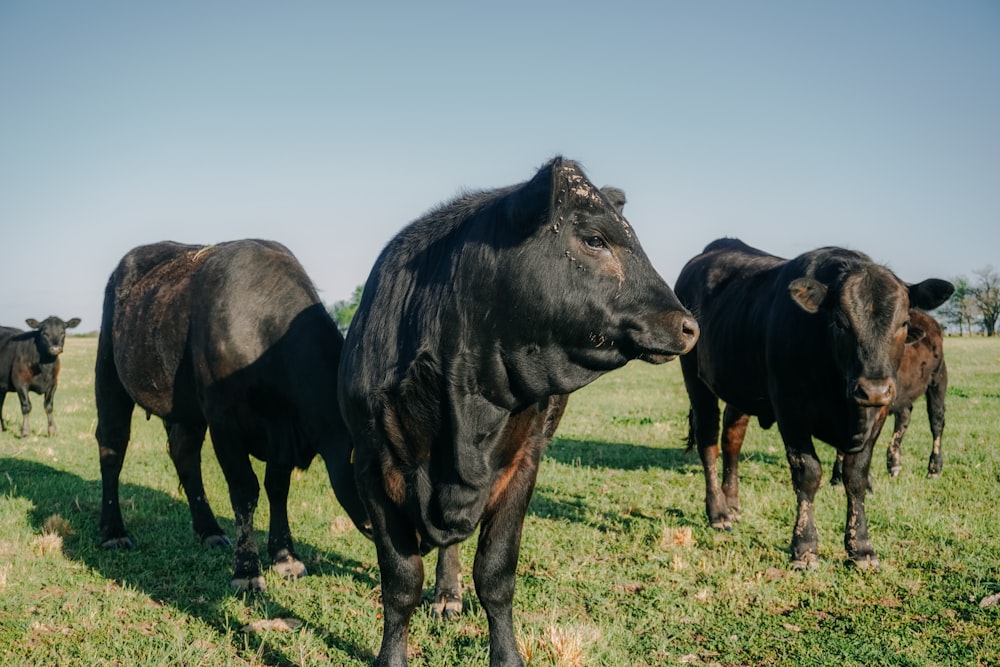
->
432, 543, 463, 619
164, 420, 229, 547
886, 407, 911, 478
683, 370, 728, 530
841, 443, 879, 569
210, 431, 266, 591
16, 386, 32, 437
368, 492, 423, 667
263, 462, 307, 580
95, 353, 136, 549
830, 453, 845, 485
925, 364, 947, 478
0, 391, 7, 431
43, 386, 57, 436
720, 405, 748, 523
783, 437, 822, 570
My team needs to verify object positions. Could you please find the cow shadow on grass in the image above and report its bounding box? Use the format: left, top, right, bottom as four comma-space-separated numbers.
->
0, 457, 377, 666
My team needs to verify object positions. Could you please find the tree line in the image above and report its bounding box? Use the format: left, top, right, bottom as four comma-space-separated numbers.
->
329, 265, 1000, 338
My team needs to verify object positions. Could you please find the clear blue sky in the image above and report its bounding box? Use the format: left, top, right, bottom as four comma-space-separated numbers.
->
2, 1, 997, 332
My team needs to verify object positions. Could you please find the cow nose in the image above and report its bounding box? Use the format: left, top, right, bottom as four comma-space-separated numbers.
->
678, 315, 699, 354
853, 378, 895, 406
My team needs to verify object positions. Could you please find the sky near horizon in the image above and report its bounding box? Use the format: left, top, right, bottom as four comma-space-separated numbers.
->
1, 1, 998, 332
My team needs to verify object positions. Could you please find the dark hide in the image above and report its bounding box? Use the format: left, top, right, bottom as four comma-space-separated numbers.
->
338, 158, 698, 666
0, 316, 80, 437
95, 239, 367, 590
830, 308, 948, 482
676, 238, 952, 570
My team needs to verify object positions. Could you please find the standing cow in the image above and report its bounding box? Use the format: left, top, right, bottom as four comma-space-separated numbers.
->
95, 240, 368, 590
830, 308, 948, 483
339, 157, 699, 666
676, 238, 952, 570
0, 316, 80, 437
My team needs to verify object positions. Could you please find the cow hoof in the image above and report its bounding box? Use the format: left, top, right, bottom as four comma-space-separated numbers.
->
102, 536, 134, 550
848, 555, 881, 571
231, 575, 267, 592
709, 518, 733, 532
927, 472, 941, 480
203, 534, 232, 548
888, 466, 902, 478
431, 593, 463, 620
790, 554, 819, 571
273, 556, 307, 580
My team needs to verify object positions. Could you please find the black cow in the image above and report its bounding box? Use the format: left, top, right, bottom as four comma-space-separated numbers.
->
95, 240, 368, 590
338, 157, 699, 666
0, 316, 80, 437
676, 238, 952, 570
831, 308, 948, 483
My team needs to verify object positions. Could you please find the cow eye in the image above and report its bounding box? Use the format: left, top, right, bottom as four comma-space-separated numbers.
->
584, 235, 607, 250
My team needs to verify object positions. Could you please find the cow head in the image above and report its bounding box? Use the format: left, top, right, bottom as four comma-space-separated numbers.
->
26, 316, 81, 359
482, 158, 698, 393
788, 260, 952, 407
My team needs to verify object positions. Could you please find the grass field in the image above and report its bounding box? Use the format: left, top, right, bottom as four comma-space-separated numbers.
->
1, 335, 998, 666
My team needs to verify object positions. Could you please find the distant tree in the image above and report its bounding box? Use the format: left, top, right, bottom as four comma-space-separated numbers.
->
971, 266, 1000, 337
328, 284, 364, 335
938, 277, 977, 336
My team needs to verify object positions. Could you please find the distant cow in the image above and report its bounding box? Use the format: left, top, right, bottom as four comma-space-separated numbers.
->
676, 238, 952, 570
339, 157, 699, 666
831, 308, 948, 483
0, 316, 80, 437
95, 240, 368, 590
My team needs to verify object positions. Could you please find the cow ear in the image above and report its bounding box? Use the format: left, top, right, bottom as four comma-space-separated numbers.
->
908, 278, 954, 311
503, 158, 559, 231
789, 278, 828, 314
66, 318, 81, 329
905, 325, 926, 345
600, 186, 626, 214
26, 318, 40, 329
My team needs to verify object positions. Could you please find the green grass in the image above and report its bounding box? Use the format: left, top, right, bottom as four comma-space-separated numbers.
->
1, 336, 998, 666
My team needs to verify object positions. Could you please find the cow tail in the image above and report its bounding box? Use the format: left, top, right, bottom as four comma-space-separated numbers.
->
683, 409, 697, 454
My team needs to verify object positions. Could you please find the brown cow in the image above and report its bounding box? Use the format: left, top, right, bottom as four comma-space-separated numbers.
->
830, 308, 948, 483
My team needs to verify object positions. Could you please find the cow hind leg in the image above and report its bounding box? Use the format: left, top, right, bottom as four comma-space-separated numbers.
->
263, 462, 307, 580
210, 431, 266, 591
720, 406, 749, 523
926, 371, 946, 478
95, 366, 136, 549
165, 420, 229, 547
432, 543, 463, 620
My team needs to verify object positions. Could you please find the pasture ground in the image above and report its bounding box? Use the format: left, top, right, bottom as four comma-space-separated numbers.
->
1, 335, 998, 666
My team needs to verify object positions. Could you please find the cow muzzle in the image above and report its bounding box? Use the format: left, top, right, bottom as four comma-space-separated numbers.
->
633, 311, 700, 364
852, 377, 896, 407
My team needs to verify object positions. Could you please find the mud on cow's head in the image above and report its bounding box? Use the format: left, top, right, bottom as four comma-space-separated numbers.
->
485, 157, 698, 377
27, 316, 81, 359
788, 253, 953, 407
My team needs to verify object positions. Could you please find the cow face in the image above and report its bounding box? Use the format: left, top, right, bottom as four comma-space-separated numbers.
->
789, 270, 952, 407
26, 316, 81, 358
489, 159, 698, 379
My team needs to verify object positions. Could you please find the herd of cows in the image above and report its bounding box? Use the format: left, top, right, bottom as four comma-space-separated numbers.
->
1, 157, 954, 666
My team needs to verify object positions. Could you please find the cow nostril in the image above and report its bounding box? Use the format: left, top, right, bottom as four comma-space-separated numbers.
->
681, 317, 700, 349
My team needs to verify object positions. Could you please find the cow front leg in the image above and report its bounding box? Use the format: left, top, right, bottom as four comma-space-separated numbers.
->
165, 420, 229, 547
720, 405, 749, 523
842, 444, 879, 569
43, 387, 57, 436
264, 462, 307, 580
432, 543, 463, 619
784, 439, 822, 570
16, 387, 32, 437
886, 407, 911, 477
0, 392, 7, 431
